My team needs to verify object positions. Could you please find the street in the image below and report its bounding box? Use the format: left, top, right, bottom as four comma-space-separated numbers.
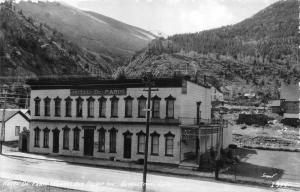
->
0, 155, 283, 192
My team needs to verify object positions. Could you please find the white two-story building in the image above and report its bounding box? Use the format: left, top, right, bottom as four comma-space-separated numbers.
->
27, 76, 231, 165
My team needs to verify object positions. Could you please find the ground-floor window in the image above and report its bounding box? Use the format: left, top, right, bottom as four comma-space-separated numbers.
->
63, 126, 70, 149
98, 128, 106, 152
137, 131, 146, 154
15, 126, 20, 136
109, 128, 117, 153
165, 132, 175, 156
73, 127, 80, 151
43, 128, 50, 148
34, 127, 40, 147
151, 131, 160, 155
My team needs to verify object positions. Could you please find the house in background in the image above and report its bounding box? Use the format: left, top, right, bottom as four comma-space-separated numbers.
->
280, 82, 300, 126
269, 100, 282, 114
0, 109, 30, 142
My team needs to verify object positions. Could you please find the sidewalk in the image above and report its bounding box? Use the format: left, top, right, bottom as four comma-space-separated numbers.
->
2, 146, 300, 191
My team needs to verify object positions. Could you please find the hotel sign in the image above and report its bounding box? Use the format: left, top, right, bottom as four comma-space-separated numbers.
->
70, 89, 127, 96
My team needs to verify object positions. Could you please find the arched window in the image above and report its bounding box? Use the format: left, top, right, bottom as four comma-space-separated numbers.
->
87, 96, 95, 118
44, 97, 51, 116
34, 97, 41, 116
137, 95, 147, 118
136, 131, 146, 154
98, 96, 107, 118
164, 132, 175, 156
65, 97, 73, 117
98, 127, 106, 152
124, 96, 133, 118
76, 97, 83, 117
109, 127, 118, 153
54, 97, 62, 117
43, 127, 50, 148
34, 127, 41, 147
150, 131, 160, 155
152, 95, 161, 118
62, 126, 70, 149
73, 127, 81, 151
165, 95, 176, 119
110, 95, 119, 118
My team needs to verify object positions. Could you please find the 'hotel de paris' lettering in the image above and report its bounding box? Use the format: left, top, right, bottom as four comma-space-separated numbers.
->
70, 89, 127, 96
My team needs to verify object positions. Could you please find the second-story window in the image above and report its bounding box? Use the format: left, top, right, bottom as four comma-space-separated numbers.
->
138, 95, 147, 118
76, 97, 83, 117
34, 97, 41, 116
98, 96, 107, 118
124, 96, 133, 118
65, 97, 72, 117
54, 97, 62, 117
152, 95, 161, 118
44, 97, 51, 116
87, 96, 95, 118
110, 95, 119, 118
165, 95, 176, 119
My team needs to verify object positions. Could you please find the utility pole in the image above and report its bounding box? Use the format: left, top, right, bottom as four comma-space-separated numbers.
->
0, 84, 9, 154
215, 102, 225, 180
142, 71, 158, 192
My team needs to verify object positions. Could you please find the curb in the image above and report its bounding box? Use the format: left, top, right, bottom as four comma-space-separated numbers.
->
2, 153, 300, 191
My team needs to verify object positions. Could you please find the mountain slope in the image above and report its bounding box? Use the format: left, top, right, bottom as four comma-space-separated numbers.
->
0, 2, 112, 84
15, 1, 155, 64
126, 0, 299, 102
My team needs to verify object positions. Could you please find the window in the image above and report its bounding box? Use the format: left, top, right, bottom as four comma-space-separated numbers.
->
76, 97, 83, 117
99, 96, 107, 118
164, 132, 175, 156
87, 97, 95, 118
34, 127, 40, 147
43, 127, 50, 148
63, 126, 70, 149
152, 95, 161, 118
15, 126, 20, 136
34, 97, 41, 116
110, 96, 119, 118
54, 97, 62, 117
73, 127, 80, 151
136, 131, 146, 154
109, 127, 118, 153
151, 131, 160, 155
138, 95, 147, 118
65, 97, 72, 117
165, 95, 176, 119
98, 127, 106, 152
124, 96, 133, 118
44, 97, 51, 116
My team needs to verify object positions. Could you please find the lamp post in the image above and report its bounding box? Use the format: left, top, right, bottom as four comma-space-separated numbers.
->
0, 84, 9, 154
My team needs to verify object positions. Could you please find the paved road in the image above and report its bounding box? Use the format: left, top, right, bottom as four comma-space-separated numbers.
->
0, 155, 283, 192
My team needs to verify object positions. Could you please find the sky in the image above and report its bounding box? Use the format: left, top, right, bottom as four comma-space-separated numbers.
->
13, 0, 280, 35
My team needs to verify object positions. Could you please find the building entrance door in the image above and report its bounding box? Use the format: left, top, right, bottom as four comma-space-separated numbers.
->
123, 133, 132, 159
84, 129, 94, 156
53, 129, 60, 153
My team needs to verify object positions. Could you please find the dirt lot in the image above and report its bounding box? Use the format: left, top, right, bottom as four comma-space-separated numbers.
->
225, 112, 300, 150
225, 148, 300, 184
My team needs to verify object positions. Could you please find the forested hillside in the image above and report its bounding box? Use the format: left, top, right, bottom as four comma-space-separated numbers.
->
126, 0, 299, 102
0, 1, 112, 84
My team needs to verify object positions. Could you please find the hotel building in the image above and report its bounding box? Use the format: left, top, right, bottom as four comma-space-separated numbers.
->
27, 76, 231, 165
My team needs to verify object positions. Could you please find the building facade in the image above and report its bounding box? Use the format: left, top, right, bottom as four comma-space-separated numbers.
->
280, 82, 299, 119
27, 77, 230, 165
